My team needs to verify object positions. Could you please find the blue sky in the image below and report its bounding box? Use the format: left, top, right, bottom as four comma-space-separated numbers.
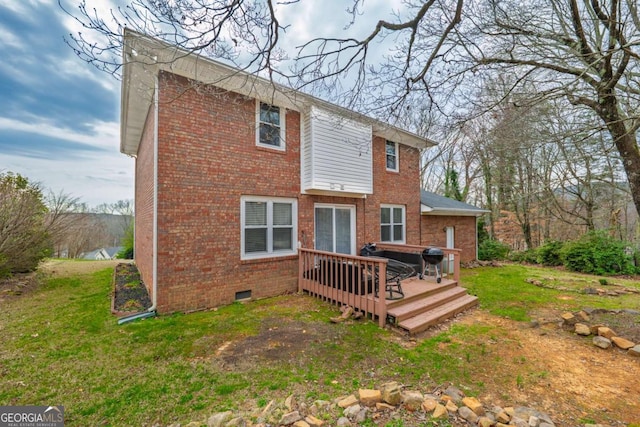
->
0, 0, 403, 207
0, 0, 133, 207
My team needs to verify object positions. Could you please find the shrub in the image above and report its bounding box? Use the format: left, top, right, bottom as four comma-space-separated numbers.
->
537, 240, 564, 266
509, 249, 538, 264
116, 222, 134, 259
0, 173, 51, 277
560, 230, 635, 275
478, 239, 510, 261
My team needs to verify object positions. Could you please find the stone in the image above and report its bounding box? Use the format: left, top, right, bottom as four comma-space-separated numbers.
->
338, 395, 358, 408
576, 310, 590, 321
343, 404, 362, 419
186, 423, 202, 427
597, 326, 616, 339
540, 423, 554, 427
496, 411, 511, 423
528, 415, 540, 426
401, 390, 424, 411
376, 402, 395, 411
279, 411, 302, 425
589, 324, 605, 335
561, 312, 576, 325
443, 385, 464, 402
358, 389, 381, 406
285, 394, 297, 411
511, 416, 529, 427
208, 411, 233, 427
304, 415, 324, 427
628, 345, 640, 357
432, 404, 448, 419
458, 406, 479, 424
421, 397, 437, 412
380, 382, 402, 406
462, 396, 485, 415
593, 335, 612, 349
611, 336, 635, 350
336, 417, 350, 427
226, 418, 246, 427
478, 417, 494, 427
292, 421, 310, 427
504, 407, 515, 417
445, 400, 458, 412
574, 323, 591, 336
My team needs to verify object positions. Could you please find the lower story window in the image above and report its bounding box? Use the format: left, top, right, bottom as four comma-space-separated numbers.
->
241, 196, 297, 259
380, 205, 405, 243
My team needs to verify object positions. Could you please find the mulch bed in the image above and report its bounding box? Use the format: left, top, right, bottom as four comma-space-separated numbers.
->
112, 263, 152, 315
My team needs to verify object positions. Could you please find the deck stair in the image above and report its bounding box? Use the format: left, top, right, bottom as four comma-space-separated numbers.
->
386, 278, 478, 335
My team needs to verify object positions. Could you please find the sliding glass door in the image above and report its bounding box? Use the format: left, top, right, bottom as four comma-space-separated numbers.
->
314, 204, 355, 255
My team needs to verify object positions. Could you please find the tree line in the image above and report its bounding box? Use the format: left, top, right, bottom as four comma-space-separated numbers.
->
0, 172, 133, 278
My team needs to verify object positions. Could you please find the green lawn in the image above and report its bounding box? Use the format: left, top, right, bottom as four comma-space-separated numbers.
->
0, 262, 638, 426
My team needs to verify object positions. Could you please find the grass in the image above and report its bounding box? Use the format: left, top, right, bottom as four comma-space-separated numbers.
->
0, 261, 638, 426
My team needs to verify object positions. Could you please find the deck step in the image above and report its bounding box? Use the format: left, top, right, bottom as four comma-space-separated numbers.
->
387, 287, 469, 322
397, 294, 479, 335
387, 280, 457, 306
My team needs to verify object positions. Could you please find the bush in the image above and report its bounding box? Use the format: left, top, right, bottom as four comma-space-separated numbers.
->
116, 222, 134, 259
478, 239, 510, 261
0, 173, 51, 277
509, 249, 538, 264
560, 230, 635, 275
537, 240, 564, 266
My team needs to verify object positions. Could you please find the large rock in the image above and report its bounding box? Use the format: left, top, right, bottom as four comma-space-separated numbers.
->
628, 345, 640, 357
611, 336, 635, 350
380, 382, 402, 406
462, 396, 485, 415
402, 391, 424, 411
337, 395, 358, 408
574, 323, 591, 336
443, 385, 464, 402
593, 335, 612, 349
432, 404, 448, 419
279, 411, 302, 425
358, 389, 381, 406
597, 326, 616, 339
422, 397, 437, 412
561, 312, 577, 325
208, 411, 233, 427
458, 406, 479, 424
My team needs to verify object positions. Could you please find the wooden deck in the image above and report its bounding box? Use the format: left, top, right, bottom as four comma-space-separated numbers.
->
298, 246, 478, 335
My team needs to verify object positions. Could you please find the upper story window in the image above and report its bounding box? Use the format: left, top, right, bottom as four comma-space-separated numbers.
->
241, 196, 297, 259
257, 101, 285, 150
380, 204, 405, 243
385, 140, 398, 171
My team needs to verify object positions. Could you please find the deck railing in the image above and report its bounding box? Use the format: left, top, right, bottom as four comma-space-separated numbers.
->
297, 244, 461, 328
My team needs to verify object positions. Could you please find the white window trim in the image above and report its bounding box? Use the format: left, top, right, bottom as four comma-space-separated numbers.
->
314, 203, 357, 255
380, 204, 406, 244
256, 100, 286, 151
385, 140, 399, 172
241, 196, 297, 260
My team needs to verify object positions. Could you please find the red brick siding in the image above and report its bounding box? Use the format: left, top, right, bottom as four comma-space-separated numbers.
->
154, 71, 301, 313
420, 215, 478, 262
134, 104, 156, 301
138, 70, 424, 313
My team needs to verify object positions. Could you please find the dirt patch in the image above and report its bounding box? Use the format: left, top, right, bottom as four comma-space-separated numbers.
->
0, 271, 40, 303
112, 263, 152, 314
457, 310, 640, 426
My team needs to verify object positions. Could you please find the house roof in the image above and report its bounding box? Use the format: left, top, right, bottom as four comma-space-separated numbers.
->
420, 190, 489, 217
120, 29, 437, 156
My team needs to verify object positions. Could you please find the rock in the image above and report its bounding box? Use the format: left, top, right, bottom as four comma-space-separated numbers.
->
510, 416, 529, 427
337, 395, 358, 408
358, 389, 381, 406
597, 326, 616, 339
376, 402, 395, 411
576, 310, 590, 321
458, 406, 479, 424
432, 404, 448, 419
443, 385, 464, 402
611, 336, 635, 350
589, 324, 605, 335
478, 416, 494, 427
185, 423, 201, 427
422, 397, 437, 412
226, 418, 246, 427
462, 396, 485, 415
561, 312, 577, 325
528, 415, 540, 426
496, 410, 511, 423
445, 400, 458, 412
593, 336, 612, 349
336, 417, 351, 427
628, 345, 640, 357
574, 323, 591, 336
380, 382, 402, 406
279, 411, 302, 425
208, 411, 233, 427
401, 390, 423, 411
292, 421, 310, 427
343, 403, 362, 419
304, 415, 324, 426
285, 394, 297, 411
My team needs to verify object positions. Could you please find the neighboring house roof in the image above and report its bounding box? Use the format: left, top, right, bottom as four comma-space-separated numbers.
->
82, 247, 123, 260
120, 29, 436, 156
420, 190, 489, 217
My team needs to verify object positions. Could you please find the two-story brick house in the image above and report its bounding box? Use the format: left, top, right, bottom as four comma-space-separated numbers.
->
121, 30, 438, 314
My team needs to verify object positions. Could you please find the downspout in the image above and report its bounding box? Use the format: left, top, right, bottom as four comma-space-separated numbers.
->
119, 75, 159, 324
